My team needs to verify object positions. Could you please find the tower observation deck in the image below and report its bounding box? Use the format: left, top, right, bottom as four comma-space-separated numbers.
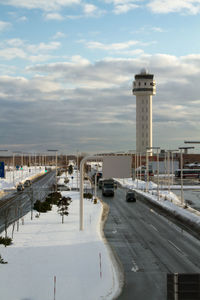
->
132, 69, 156, 154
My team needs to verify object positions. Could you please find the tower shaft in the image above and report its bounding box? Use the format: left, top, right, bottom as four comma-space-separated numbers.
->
133, 70, 156, 154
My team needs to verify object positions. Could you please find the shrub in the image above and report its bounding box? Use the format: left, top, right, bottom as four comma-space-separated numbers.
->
84, 192, 93, 199
45, 192, 62, 205
0, 236, 12, 246
34, 200, 52, 213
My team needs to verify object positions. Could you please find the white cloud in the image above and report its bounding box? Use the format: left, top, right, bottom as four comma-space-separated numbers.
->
83, 3, 97, 15
148, 0, 200, 14
17, 16, 28, 22
152, 26, 165, 32
84, 40, 139, 51
0, 20, 12, 32
0, 47, 26, 60
104, 0, 140, 14
2, 53, 200, 152
52, 32, 66, 39
114, 3, 138, 14
44, 12, 64, 20
0, 39, 61, 61
0, 0, 81, 11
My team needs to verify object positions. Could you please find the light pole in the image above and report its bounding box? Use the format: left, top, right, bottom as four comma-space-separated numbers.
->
77, 150, 79, 190
145, 149, 150, 192
47, 150, 58, 192
147, 147, 160, 200
12, 151, 22, 185
167, 150, 179, 189
179, 146, 194, 207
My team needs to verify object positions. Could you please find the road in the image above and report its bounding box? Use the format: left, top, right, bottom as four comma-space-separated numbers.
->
0, 170, 56, 233
99, 187, 200, 300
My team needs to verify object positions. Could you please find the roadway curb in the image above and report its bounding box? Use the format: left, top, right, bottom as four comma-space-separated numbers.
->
99, 198, 125, 300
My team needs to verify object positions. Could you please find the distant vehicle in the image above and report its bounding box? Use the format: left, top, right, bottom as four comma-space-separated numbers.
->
92, 172, 102, 183
102, 179, 115, 197
175, 169, 200, 178
24, 180, 32, 187
17, 183, 24, 191
126, 190, 136, 202
136, 167, 154, 177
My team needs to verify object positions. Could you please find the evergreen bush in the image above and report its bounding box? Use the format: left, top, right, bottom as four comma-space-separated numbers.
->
33, 200, 52, 213
83, 192, 93, 199
45, 192, 62, 205
0, 236, 12, 246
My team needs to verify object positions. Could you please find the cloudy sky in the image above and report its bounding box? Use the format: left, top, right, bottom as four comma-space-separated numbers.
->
1, 0, 200, 154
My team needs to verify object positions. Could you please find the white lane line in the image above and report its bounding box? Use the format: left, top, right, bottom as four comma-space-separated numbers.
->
150, 224, 158, 232
168, 240, 184, 255
131, 259, 139, 272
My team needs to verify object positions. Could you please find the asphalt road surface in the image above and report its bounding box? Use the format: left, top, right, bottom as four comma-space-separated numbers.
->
99, 187, 200, 300
0, 170, 56, 233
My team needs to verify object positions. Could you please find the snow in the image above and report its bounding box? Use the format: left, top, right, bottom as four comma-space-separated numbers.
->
0, 172, 121, 300
0, 166, 46, 194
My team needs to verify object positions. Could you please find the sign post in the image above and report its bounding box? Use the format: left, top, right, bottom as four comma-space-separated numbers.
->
0, 162, 5, 178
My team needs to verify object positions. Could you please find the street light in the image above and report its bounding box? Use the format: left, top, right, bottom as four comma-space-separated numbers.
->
147, 147, 160, 200
47, 150, 58, 192
179, 146, 195, 207
166, 150, 179, 193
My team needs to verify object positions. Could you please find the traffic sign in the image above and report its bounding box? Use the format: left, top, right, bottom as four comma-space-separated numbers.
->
71, 176, 74, 179
0, 162, 5, 178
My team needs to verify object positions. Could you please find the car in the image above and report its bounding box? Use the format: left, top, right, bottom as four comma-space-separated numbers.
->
24, 180, 32, 187
17, 183, 24, 191
126, 190, 136, 202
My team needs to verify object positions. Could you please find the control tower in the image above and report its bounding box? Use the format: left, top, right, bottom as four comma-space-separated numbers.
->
132, 69, 156, 154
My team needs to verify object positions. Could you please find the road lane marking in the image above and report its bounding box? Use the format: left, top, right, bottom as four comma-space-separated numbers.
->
150, 224, 158, 232
168, 240, 184, 255
131, 259, 139, 272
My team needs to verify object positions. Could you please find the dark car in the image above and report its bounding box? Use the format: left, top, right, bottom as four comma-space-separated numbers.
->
24, 179, 32, 187
17, 183, 24, 191
126, 190, 136, 202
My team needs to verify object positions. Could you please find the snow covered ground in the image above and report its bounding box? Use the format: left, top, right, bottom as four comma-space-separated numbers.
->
0, 166, 46, 193
0, 172, 121, 300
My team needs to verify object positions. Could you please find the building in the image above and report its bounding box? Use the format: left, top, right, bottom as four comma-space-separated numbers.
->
132, 69, 156, 154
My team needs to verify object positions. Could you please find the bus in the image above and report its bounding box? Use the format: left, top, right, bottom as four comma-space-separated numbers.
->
174, 169, 200, 178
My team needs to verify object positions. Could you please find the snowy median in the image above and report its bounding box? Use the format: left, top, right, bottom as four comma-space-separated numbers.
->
0, 190, 121, 300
